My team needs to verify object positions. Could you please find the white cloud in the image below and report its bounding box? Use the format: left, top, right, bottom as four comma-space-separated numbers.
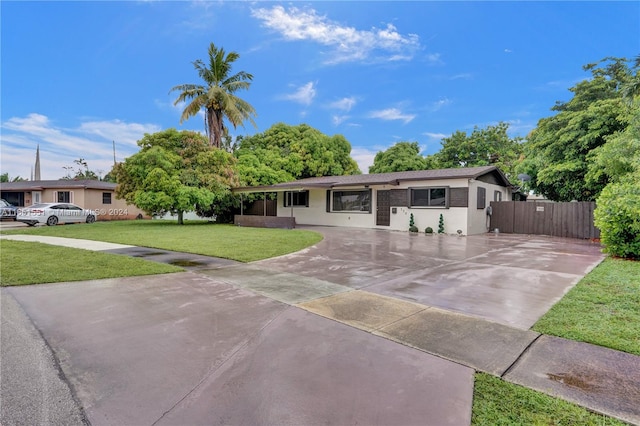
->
329, 96, 357, 112
252, 5, 421, 64
449, 73, 472, 80
423, 132, 447, 140
425, 53, 444, 65
282, 82, 317, 106
368, 108, 416, 124
350, 146, 378, 173
0, 113, 160, 180
430, 97, 452, 112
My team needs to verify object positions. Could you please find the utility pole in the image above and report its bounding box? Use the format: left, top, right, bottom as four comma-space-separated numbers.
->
113, 141, 117, 165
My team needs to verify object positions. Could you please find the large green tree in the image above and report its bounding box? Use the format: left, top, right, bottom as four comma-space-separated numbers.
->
369, 141, 427, 173
171, 42, 257, 148
592, 59, 640, 259
114, 129, 238, 224
235, 123, 360, 186
426, 122, 523, 180
519, 57, 635, 201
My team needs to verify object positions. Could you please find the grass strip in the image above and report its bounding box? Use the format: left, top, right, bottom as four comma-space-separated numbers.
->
532, 258, 640, 356
472, 373, 625, 425
1, 240, 182, 286
2, 220, 323, 262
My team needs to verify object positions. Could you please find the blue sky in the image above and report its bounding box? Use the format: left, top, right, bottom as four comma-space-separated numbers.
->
1, 1, 638, 180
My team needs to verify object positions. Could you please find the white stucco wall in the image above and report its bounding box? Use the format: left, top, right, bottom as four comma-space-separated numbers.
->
276, 177, 503, 234
277, 187, 375, 228
466, 179, 511, 234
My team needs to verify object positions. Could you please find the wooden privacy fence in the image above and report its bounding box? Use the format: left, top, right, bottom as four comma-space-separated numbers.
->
489, 201, 600, 239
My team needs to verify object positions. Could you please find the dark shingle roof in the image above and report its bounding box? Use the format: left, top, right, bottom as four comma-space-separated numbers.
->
0, 180, 117, 191
234, 166, 511, 192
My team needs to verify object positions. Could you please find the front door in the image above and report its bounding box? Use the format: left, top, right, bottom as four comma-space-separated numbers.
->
376, 190, 390, 226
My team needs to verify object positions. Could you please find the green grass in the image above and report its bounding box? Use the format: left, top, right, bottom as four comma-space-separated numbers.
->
0, 240, 182, 286
2, 220, 324, 262
472, 373, 625, 425
532, 258, 640, 356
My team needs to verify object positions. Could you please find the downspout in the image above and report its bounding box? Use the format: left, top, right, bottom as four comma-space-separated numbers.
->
263, 192, 267, 216
240, 193, 244, 216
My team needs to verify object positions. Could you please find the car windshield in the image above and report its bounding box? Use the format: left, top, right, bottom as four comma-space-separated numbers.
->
0, 200, 9, 207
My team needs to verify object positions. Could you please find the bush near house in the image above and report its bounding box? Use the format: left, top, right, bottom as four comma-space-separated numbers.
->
594, 177, 640, 259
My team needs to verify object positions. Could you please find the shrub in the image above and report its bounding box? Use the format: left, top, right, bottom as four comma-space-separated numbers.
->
594, 177, 640, 259
438, 214, 445, 234
425, 227, 433, 234
409, 213, 418, 232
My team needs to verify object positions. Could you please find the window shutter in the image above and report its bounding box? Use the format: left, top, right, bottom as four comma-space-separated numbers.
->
477, 187, 486, 209
305, 191, 309, 207
70, 191, 74, 203
326, 190, 331, 212
53, 191, 58, 202
450, 188, 468, 207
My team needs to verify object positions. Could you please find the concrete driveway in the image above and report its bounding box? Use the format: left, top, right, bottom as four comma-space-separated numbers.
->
3, 227, 617, 425
257, 227, 605, 329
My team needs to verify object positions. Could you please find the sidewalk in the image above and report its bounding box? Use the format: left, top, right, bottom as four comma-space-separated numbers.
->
2, 234, 639, 425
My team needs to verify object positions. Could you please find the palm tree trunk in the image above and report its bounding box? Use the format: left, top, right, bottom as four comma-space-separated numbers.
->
206, 109, 216, 147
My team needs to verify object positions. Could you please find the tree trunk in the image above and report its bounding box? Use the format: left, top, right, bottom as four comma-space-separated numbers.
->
178, 210, 184, 225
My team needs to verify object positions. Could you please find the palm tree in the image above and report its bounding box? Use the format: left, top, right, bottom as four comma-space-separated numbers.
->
171, 42, 257, 148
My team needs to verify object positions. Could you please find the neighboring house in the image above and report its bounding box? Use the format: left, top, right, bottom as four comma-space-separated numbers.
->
233, 166, 512, 235
0, 180, 147, 221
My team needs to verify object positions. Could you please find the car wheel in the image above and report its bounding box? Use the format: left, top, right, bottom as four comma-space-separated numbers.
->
46, 216, 59, 226
27, 222, 36, 227
86, 214, 96, 224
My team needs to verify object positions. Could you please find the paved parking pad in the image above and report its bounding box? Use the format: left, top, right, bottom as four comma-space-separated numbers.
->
6, 272, 474, 426
367, 262, 583, 329
261, 227, 605, 330
156, 308, 474, 426
7, 273, 288, 425
298, 289, 541, 376
200, 264, 351, 304
505, 335, 640, 424
376, 307, 540, 376
299, 290, 427, 332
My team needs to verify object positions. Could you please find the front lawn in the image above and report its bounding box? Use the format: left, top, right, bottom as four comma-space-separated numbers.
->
2, 220, 323, 262
533, 258, 640, 356
0, 240, 182, 286
472, 373, 624, 425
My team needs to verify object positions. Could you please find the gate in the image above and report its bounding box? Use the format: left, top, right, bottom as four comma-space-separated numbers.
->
490, 201, 600, 239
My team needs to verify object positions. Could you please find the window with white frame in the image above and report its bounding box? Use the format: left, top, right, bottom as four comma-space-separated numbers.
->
284, 191, 309, 207
494, 190, 502, 202
410, 187, 448, 208
332, 190, 371, 212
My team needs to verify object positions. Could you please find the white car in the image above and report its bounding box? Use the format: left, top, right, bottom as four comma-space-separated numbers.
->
17, 203, 97, 226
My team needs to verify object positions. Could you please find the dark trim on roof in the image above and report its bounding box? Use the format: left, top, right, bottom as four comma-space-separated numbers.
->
233, 166, 511, 193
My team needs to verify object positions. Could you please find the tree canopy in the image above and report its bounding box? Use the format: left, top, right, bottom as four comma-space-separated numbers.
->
518, 57, 636, 201
113, 129, 238, 224
426, 122, 523, 181
235, 123, 360, 186
369, 141, 427, 173
171, 42, 257, 148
